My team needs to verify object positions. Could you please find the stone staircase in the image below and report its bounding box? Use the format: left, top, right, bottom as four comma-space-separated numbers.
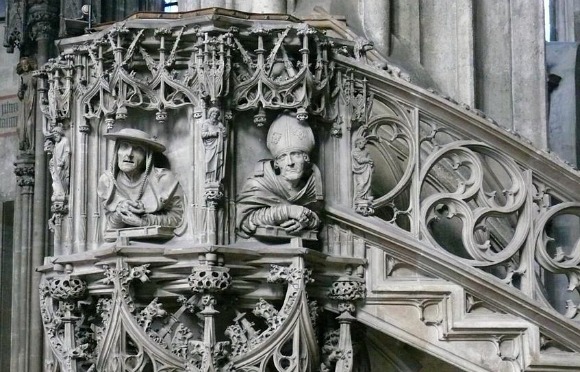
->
326, 205, 580, 371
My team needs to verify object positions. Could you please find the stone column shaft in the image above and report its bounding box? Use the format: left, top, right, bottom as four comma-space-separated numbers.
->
9, 191, 22, 372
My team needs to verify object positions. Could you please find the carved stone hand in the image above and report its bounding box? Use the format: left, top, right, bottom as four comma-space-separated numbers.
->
119, 210, 146, 227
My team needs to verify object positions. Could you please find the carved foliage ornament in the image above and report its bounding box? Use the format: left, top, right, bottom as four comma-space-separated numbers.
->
534, 202, 580, 319
40, 275, 88, 372
37, 21, 342, 131
39, 256, 332, 372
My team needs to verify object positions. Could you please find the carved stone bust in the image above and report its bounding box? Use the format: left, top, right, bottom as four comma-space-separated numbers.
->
236, 113, 323, 238
97, 128, 184, 235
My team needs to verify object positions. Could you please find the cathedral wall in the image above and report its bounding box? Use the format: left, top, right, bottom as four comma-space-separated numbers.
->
0, 20, 20, 372
0, 23, 20, 203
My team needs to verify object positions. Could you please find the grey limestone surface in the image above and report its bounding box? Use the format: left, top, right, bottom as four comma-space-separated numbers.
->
547, 42, 580, 167
0, 24, 20, 202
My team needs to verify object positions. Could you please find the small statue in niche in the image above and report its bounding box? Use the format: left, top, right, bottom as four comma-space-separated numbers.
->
352, 131, 374, 216
236, 113, 323, 237
49, 127, 71, 202
17, 57, 37, 154
97, 128, 184, 230
201, 107, 227, 184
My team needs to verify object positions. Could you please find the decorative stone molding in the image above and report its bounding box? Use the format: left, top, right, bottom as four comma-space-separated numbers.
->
40, 275, 88, 372
28, 2, 59, 41
38, 246, 363, 371
326, 273, 366, 372
14, 156, 35, 188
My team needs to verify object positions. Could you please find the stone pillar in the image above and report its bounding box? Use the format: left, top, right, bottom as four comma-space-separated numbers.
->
474, 0, 548, 149
511, 0, 548, 149
387, 0, 474, 104
545, 42, 580, 314
179, 0, 201, 11
11, 155, 34, 372
13, 2, 59, 371
234, 0, 252, 12
251, 0, 287, 13
547, 42, 579, 167
361, 0, 390, 57
553, 0, 578, 42
201, 0, 226, 8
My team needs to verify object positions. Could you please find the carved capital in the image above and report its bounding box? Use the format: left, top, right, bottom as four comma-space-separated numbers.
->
328, 277, 366, 306
204, 182, 224, 205
28, 3, 59, 41
79, 124, 91, 134
188, 265, 231, 293
48, 275, 87, 302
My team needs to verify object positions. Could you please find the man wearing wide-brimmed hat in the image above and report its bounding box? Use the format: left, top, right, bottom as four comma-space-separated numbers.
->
97, 128, 184, 231
236, 113, 323, 237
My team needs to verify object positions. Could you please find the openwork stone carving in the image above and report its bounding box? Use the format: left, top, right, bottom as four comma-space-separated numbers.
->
329, 277, 366, 303
326, 274, 366, 372
97, 128, 184, 233
534, 202, 580, 318
236, 113, 323, 238
226, 262, 319, 370
188, 265, 232, 293
48, 276, 87, 301
231, 24, 331, 119
420, 142, 529, 268
28, 5, 580, 370
40, 275, 89, 372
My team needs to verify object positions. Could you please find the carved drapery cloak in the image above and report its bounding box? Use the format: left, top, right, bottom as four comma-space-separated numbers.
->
50, 136, 71, 200
201, 120, 226, 183
98, 167, 184, 229
236, 160, 323, 237
352, 146, 373, 201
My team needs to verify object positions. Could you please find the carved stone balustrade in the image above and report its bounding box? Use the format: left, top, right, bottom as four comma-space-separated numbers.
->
38, 242, 366, 371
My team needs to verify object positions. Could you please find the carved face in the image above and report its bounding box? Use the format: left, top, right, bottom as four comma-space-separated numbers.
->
53, 133, 62, 142
117, 141, 146, 176
209, 109, 220, 120
275, 150, 309, 184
